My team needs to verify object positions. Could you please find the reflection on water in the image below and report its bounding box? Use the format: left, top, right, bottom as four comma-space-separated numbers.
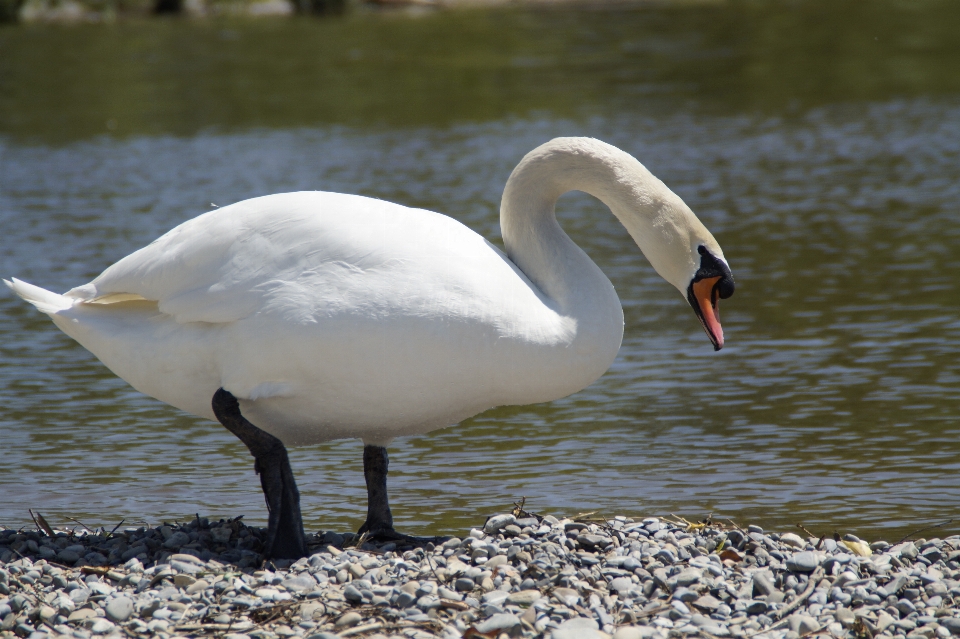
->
1, 0, 959, 542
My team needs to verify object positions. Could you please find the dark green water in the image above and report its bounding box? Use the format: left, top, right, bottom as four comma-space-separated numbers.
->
1, 0, 959, 542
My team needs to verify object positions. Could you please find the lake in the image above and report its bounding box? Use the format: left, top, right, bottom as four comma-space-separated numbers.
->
1, 0, 959, 543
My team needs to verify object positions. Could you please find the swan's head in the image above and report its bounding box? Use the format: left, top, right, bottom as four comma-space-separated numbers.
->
686, 243, 735, 351
617, 184, 735, 351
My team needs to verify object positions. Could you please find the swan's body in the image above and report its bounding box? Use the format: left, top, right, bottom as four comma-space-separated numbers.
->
14, 191, 619, 446
8, 137, 733, 557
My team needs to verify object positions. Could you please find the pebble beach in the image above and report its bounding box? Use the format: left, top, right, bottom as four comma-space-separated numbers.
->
2, 511, 959, 639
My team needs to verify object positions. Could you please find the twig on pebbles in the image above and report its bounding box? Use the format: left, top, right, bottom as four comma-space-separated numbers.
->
28, 510, 55, 537
896, 518, 957, 544
65, 515, 95, 533
796, 523, 825, 550
775, 566, 824, 621
339, 622, 385, 636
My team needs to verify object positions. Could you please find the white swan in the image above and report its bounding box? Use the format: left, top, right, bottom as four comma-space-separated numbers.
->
7, 137, 734, 558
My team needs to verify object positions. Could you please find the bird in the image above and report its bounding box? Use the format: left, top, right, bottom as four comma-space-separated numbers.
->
6, 137, 734, 559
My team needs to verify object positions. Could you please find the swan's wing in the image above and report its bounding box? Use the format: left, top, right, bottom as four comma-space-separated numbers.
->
69, 191, 431, 325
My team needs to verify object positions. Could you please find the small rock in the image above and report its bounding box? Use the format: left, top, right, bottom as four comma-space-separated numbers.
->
786, 551, 820, 572
609, 577, 635, 594
552, 587, 580, 607
454, 577, 475, 592
209, 527, 233, 544
752, 571, 775, 597
186, 579, 210, 594
693, 594, 721, 612
334, 611, 362, 628
798, 616, 820, 635
613, 627, 657, 639
552, 616, 603, 639
163, 532, 190, 549
475, 613, 520, 634
68, 609, 97, 622
105, 597, 134, 622
89, 619, 115, 634
347, 563, 366, 579
174, 574, 196, 588
483, 514, 517, 535
506, 590, 541, 605
836, 607, 856, 628
283, 575, 316, 593
343, 585, 363, 604
779, 533, 805, 548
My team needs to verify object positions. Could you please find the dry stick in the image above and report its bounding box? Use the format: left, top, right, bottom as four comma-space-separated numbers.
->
796, 524, 825, 550
106, 518, 126, 540
340, 622, 385, 637
29, 510, 56, 537
774, 566, 824, 622
896, 518, 957, 545
65, 516, 95, 533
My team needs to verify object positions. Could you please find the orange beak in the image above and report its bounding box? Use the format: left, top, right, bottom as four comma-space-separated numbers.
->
691, 275, 724, 351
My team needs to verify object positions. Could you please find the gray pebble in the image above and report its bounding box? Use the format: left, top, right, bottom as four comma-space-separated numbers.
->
786, 551, 820, 572
105, 597, 134, 622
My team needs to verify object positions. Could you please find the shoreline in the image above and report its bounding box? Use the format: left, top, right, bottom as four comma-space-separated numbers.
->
2, 512, 959, 639
2, 0, 712, 25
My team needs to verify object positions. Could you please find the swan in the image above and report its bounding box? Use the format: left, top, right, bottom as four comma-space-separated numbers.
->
6, 137, 734, 559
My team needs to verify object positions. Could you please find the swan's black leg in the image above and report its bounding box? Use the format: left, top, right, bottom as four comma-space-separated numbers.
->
357, 445, 449, 546
212, 388, 307, 560
358, 444, 395, 537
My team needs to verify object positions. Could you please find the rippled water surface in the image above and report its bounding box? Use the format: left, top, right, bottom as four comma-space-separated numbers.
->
2, 0, 960, 542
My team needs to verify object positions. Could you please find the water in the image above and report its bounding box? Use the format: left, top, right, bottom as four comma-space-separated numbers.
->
1, 0, 959, 543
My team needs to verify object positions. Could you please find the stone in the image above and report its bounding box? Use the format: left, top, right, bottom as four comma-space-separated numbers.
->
835, 607, 856, 627
68, 609, 97, 622
395, 591, 416, 608
454, 577, 475, 592
552, 587, 580, 607
937, 619, 960, 636
609, 577, 635, 594
174, 574, 196, 588
779, 533, 805, 548
552, 616, 605, 639
613, 627, 658, 639
343, 585, 363, 603
693, 594, 721, 612
674, 568, 702, 587
506, 590, 540, 605
475, 613, 520, 634
283, 575, 315, 593
347, 563, 366, 579
786, 551, 820, 572
163, 532, 190, 549
334, 611, 362, 628
209, 526, 233, 543
798, 616, 820, 635
877, 612, 897, 634
579, 534, 612, 551
483, 514, 517, 535
752, 571, 775, 596
186, 579, 210, 594
105, 597, 134, 622
89, 619, 115, 634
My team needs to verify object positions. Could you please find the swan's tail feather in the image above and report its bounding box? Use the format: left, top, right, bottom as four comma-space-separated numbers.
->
4, 278, 74, 314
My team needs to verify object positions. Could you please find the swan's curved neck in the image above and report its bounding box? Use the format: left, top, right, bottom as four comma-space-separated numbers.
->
500, 138, 671, 312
